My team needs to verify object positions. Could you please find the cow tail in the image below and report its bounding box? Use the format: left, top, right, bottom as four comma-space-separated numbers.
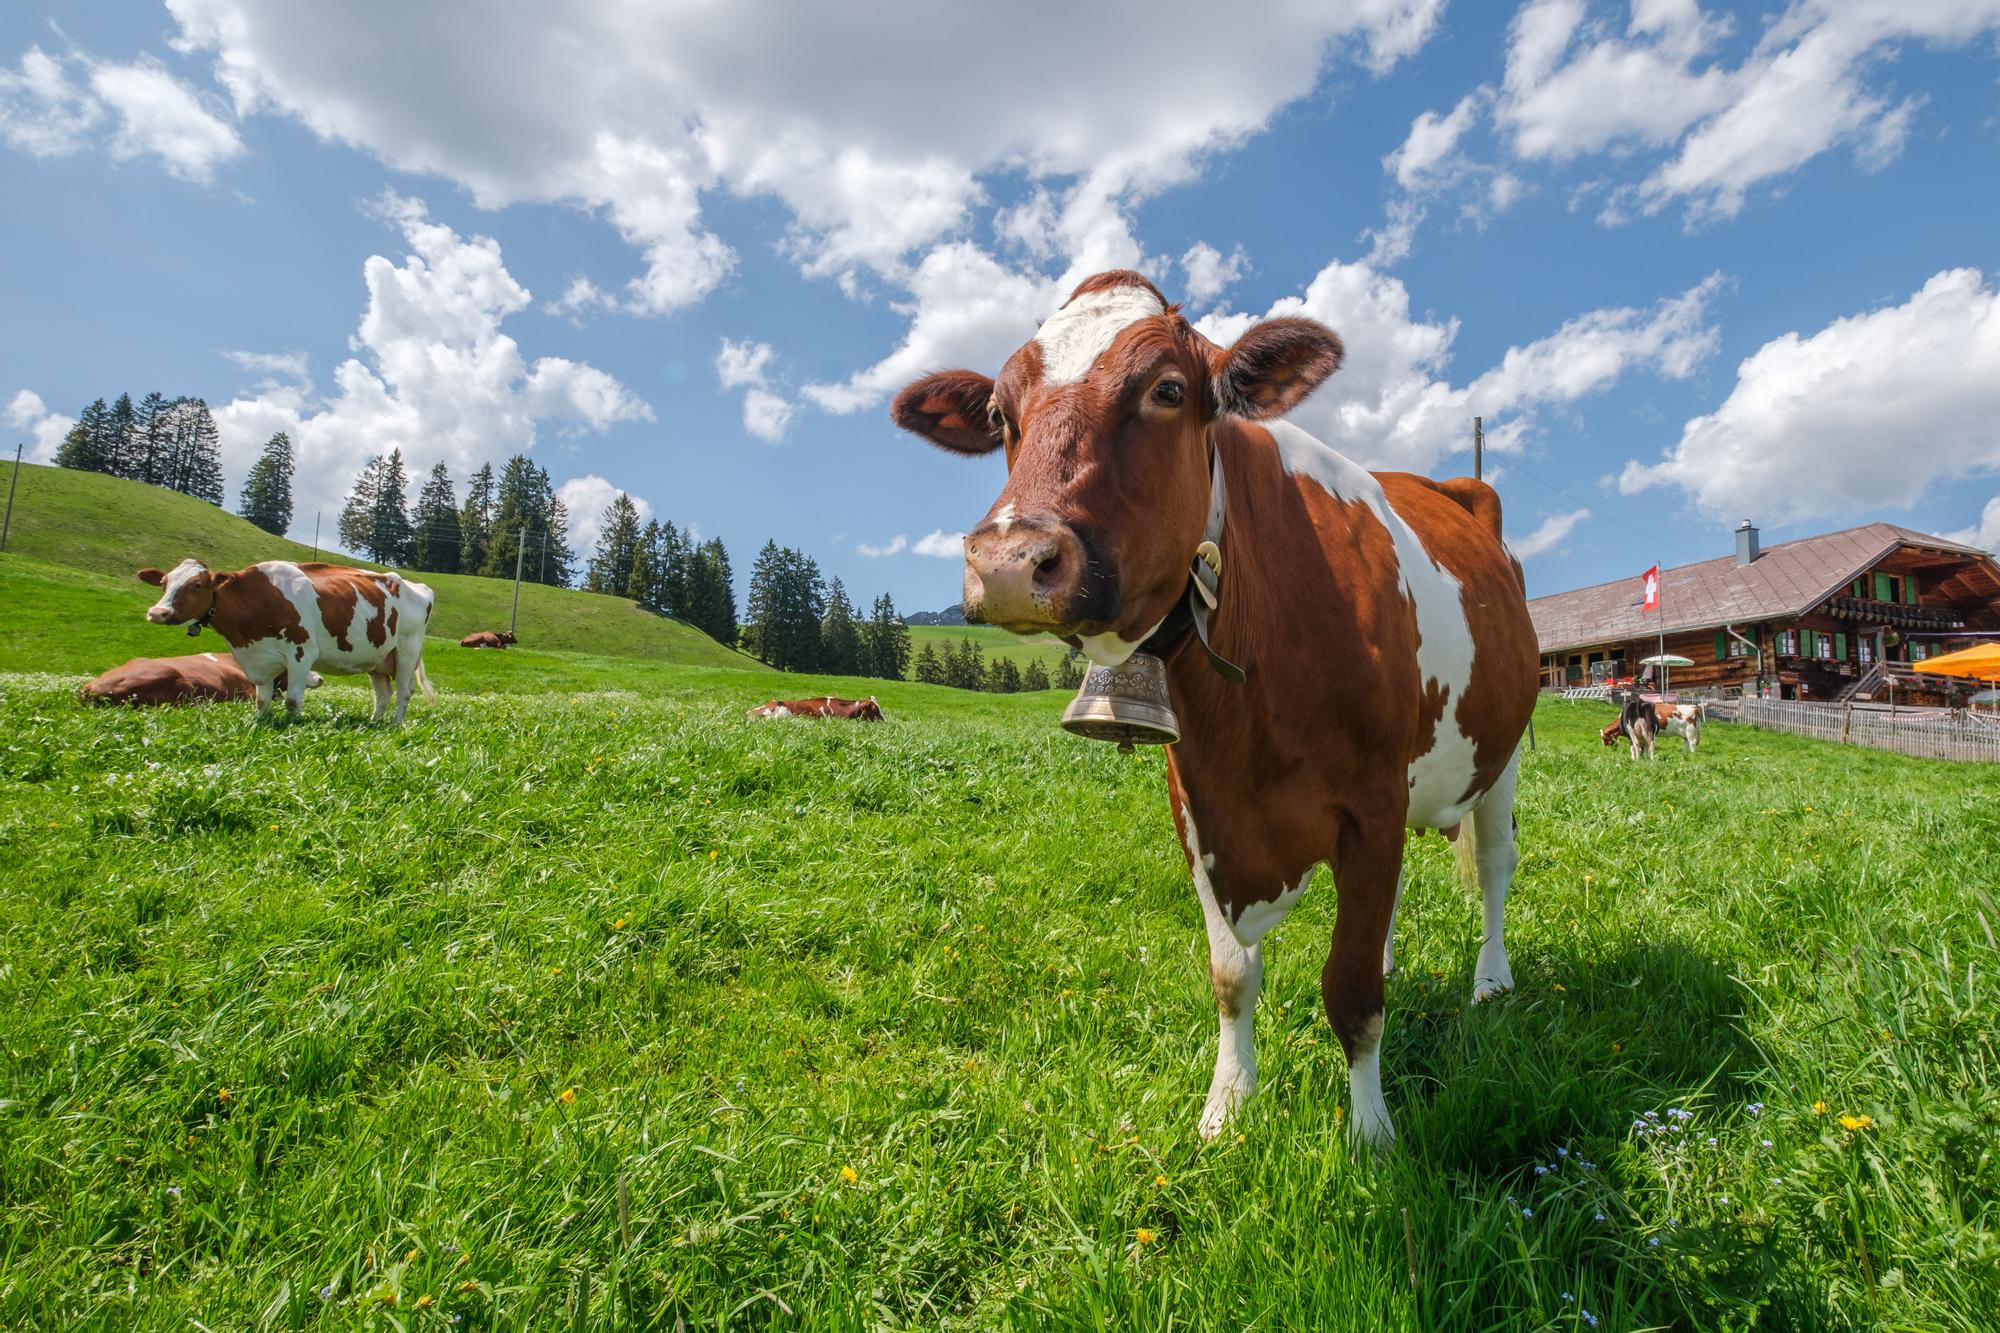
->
1453, 814, 1480, 896
415, 660, 436, 702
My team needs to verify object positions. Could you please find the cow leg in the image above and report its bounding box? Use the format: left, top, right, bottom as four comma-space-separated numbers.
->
1469, 747, 1522, 1003
1325, 814, 1404, 1151
1381, 863, 1405, 977
391, 651, 417, 725
368, 672, 391, 722
1196, 856, 1262, 1141
253, 676, 276, 714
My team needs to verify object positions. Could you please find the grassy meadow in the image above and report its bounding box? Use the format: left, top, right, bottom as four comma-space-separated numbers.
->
907, 625, 1073, 677
2, 650, 1997, 1329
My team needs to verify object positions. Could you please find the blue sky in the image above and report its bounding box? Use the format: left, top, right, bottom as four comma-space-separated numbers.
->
4, 1, 1998, 615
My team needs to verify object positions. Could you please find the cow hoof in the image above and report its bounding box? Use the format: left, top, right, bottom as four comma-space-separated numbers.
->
1199, 1080, 1252, 1140
1345, 1111, 1396, 1156
1472, 948, 1514, 1003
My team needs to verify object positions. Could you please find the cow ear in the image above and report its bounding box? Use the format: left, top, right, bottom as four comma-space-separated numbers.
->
892, 370, 1001, 456
1211, 317, 1344, 420
137, 567, 165, 586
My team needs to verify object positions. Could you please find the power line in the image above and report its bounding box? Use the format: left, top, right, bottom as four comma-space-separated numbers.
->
1495, 452, 1707, 565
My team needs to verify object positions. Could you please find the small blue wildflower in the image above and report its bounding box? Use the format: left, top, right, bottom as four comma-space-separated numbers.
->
1761, 1138, 1773, 1148
1557, 1147, 1569, 1158
1507, 1194, 1517, 1204
1649, 1236, 1662, 1248
1706, 1136, 1719, 1147
1535, 1165, 1550, 1176
1581, 1159, 1596, 1170
1522, 1207, 1533, 1219
319, 1284, 335, 1302
1582, 1310, 1599, 1328
1594, 1212, 1606, 1222
165, 1186, 181, 1199
1748, 1101, 1765, 1116
1561, 1292, 1573, 1303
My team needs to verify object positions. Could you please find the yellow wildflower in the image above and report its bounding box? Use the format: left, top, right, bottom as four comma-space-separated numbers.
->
1154, 1175, 1167, 1188
558, 1087, 576, 1105
417, 1295, 434, 1309
406, 1248, 418, 1263
1838, 1114, 1874, 1131
459, 1280, 479, 1293
1136, 1228, 1156, 1245
1812, 1100, 1829, 1116
613, 917, 626, 930
218, 1087, 231, 1103
709, 849, 719, 859
840, 1166, 859, 1184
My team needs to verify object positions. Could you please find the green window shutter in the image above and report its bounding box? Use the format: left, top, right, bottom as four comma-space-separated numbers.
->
1874, 572, 1892, 601
1715, 630, 1728, 659
1835, 632, 1848, 661
1904, 575, 1919, 605
1803, 629, 1818, 656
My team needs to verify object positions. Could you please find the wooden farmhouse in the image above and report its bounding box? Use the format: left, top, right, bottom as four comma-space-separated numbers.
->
1529, 521, 2000, 703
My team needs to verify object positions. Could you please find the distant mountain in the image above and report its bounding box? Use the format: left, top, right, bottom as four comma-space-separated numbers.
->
904, 604, 967, 626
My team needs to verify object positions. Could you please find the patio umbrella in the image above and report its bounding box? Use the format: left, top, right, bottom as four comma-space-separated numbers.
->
1640, 652, 1694, 695
1916, 644, 2000, 714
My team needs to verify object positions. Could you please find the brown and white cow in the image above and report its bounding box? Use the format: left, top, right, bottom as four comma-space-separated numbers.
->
1600, 699, 1701, 758
461, 630, 518, 649
892, 271, 1537, 1149
137, 559, 435, 723
747, 695, 885, 721
80, 652, 323, 706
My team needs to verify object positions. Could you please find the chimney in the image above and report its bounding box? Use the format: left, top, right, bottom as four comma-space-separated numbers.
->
1736, 519, 1760, 566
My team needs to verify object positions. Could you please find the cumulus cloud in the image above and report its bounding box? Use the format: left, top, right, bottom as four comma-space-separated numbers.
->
204, 195, 649, 537
741, 388, 794, 443
1180, 242, 1248, 308
714, 337, 795, 441
6, 389, 76, 462
557, 474, 654, 559
1508, 507, 1590, 560
222, 348, 309, 380
0, 44, 241, 182
1946, 496, 2000, 554
162, 1, 1444, 310
1620, 267, 2000, 524
1195, 260, 1721, 474
715, 339, 777, 391
857, 529, 965, 559
1385, 92, 1486, 191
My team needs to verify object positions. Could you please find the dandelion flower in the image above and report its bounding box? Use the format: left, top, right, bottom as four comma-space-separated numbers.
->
1812, 1101, 1829, 1116
406, 1248, 418, 1262
459, 1280, 479, 1293
839, 1166, 859, 1184
1154, 1175, 1167, 1188
612, 918, 626, 930
1838, 1114, 1873, 1131
709, 850, 719, 859
558, 1087, 576, 1105
218, 1087, 231, 1103
418, 1295, 434, 1309
1135, 1228, 1156, 1245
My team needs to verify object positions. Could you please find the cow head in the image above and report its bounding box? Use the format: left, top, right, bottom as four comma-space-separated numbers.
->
500, 631, 518, 645
891, 271, 1341, 665
137, 558, 228, 626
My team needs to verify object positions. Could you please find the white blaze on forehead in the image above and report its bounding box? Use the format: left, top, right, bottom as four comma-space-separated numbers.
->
1034, 284, 1168, 385
154, 558, 208, 611
1268, 420, 1481, 831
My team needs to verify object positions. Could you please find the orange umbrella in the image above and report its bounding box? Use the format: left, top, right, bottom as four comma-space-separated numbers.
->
1913, 642, 2000, 682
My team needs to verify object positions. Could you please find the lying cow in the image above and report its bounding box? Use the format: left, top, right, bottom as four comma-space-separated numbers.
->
893, 269, 1537, 1149
747, 695, 885, 721
80, 653, 323, 706
137, 558, 435, 723
460, 630, 517, 649
1601, 699, 1701, 758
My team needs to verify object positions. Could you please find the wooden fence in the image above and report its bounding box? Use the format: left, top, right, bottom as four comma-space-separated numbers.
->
1725, 697, 2000, 763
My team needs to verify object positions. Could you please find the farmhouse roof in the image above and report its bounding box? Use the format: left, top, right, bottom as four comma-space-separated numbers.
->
1528, 522, 1996, 655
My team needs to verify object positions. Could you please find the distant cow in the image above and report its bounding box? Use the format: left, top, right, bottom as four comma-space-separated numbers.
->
1602, 700, 1701, 757
747, 695, 885, 721
137, 559, 435, 723
80, 653, 323, 706
460, 630, 517, 649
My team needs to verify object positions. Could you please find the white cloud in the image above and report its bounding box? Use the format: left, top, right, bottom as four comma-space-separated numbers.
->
1196, 260, 1720, 474
1620, 267, 2000, 524
0, 46, 99, 156
912, 529, 966, 558
204, 196, 649, 538
1385, 92, 1485, 191
557, 475, 653, 559
223, 348, 309, 380
163, 1, 1444, 311
1, 44, 241, 182
741, 387, 794, 442
1180, 242, 1248, 308
1496, 0, 2000, 226
1508, 507, 1590, 559
857, 529, 964, 558
6, 389, 75, 462
715, 338, 777, 391
1945, 497, 2000, 554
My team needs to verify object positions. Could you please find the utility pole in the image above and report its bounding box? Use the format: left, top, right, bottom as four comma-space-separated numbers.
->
0, 443, 21, 554
1473, 416, 1483, 481
311, 511, 321, 561
510, 526, 526, 635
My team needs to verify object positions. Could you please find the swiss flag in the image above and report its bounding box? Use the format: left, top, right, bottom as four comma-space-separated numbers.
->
1641, 565, 1661, 612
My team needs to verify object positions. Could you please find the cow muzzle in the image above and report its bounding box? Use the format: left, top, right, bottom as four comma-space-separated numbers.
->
961, 517, 1089, 632
144, 605, 178, 624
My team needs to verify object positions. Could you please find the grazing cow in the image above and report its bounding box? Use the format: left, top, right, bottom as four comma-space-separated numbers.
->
460, 630, 517, 649
1601, 700, 1700, 757
1612, 694, 1657, 760
747, 695, 885, 721
136, 559, 435, 723
80, 653, 322, 706
892, 270, 1537, 1149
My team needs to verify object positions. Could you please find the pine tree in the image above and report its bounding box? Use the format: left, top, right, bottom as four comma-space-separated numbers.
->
914, 642, 944, 684
1023, 658, 1051, 692
744, 542, 824, 670
156, 398, 224, 504
238, 431, 295, 536
585, 493, 644, 595
820, 579, 861, 675
410, 462, 461, 572
337, 455, 381, 556
1054, 650, 1087, 690
863, 593, 910, 681
482, 456, 544, 579
55, 398, 112, 472
658, 521, 692, 617
949, 638, 986, 691
106, 393, 138, 479
369, 448, 415, 564
459, 462, 496, 575
627, 520, 663, 609
542, 492, 576, 587
133, 392, 170, 485
689, 538, 737, 645
993, 657, 1023, 693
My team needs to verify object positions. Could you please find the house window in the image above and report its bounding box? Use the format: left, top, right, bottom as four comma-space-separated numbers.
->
1858, 637, 1874, 667
1816, 634, 1835, 660
1911, 642, 1929, 662
1778, 629, 1799, 655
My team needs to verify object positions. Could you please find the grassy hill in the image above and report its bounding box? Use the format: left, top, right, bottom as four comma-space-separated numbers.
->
0, 463, 760, 670
909, 623, 1074, 675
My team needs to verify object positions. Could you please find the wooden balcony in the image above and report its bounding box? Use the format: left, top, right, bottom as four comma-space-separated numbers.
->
1821, 595, 1964, 629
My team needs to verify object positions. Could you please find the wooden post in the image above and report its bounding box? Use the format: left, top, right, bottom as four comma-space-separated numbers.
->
311, 510, 320, 561
510, 526, 526, 635
1473, 416, 1483, 481
0, 443, 21, 553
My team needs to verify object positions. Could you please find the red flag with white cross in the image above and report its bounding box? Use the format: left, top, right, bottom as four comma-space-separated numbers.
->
1641, 565, 1660, 612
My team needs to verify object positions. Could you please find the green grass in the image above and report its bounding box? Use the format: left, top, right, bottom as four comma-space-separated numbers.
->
908, 625, 1073, 676
1, 639, 1996, 1329
0, 463, 761, 668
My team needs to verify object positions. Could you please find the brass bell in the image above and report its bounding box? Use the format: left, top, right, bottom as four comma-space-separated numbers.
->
1060, 651, 1179, 751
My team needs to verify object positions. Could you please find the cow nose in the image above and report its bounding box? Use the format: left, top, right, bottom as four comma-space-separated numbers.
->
963, 520, 1084, 628
145, 607, 172, 623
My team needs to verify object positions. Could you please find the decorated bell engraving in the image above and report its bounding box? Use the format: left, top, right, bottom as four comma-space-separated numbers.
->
1059, 651, 1179, 751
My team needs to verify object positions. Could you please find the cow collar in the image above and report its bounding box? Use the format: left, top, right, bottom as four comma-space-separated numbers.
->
1138, 445, 1246, 683
186, 584, 218, 638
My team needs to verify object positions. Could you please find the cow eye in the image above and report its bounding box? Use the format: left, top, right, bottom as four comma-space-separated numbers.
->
987, 401, 1007, 435
1151, 378, 1185, 407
